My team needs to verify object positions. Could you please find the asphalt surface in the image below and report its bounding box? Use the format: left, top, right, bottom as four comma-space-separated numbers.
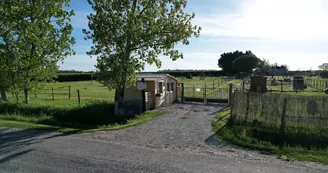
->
1, 103, 328, 173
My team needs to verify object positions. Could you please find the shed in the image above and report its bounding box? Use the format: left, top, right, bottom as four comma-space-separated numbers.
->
134, 74, 178, 109
250, 76, 267, 93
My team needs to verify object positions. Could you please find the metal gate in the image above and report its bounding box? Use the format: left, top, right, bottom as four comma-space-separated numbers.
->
183, 86, 230, 103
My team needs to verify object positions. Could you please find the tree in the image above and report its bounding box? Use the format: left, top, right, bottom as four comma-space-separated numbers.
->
318, 63, 328, 71
257, 58, 271, 71
218, 50, 254, 74
84, 0, 201, 101
0, 0, 75, 103
232, 55, 260, 74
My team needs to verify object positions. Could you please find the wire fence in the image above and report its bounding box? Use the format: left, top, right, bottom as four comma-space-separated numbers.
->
8, 85, 87, 105
231, 91, 328, 127
230, 91, 328, 148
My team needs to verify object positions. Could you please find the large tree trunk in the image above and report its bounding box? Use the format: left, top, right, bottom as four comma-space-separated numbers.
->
0, 89, 8, 101
24, 88, 29, 104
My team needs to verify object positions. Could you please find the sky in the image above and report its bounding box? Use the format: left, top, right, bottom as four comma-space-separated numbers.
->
59, 0, 328, 71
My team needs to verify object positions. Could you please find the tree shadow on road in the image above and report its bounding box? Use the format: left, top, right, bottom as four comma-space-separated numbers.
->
0, 128, 69, 164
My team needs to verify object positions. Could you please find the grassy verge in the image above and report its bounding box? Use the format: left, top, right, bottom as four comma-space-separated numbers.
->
0, 101, 165, 133
212, 108, 328, 164
0, 110, 165, 133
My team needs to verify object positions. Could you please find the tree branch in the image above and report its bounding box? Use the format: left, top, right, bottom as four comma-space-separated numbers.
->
136, 0, 154, 19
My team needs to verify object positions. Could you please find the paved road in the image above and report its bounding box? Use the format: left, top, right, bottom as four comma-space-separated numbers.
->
1, 103, 327, 173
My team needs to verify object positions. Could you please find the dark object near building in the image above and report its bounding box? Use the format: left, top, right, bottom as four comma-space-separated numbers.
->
293, 76, 306, 90
324, 88, 328, 94
186, 73, 193, 79
250, 76, 267, 93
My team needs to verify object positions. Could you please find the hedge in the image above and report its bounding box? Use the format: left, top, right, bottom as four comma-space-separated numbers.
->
55, 73, 97, 82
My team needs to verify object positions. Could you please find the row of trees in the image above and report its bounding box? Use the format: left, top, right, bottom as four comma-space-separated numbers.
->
217, 50, 288, 75
1, 0, 200, 103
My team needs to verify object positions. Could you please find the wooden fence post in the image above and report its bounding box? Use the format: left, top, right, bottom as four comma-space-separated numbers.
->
213, 80, 215, 89
193, 85, 195, 97
244, 91, 250, 123
77, 90, 81, 105
229, 83, 233, 106
204, 82, 207, 104
279, 98, 288, 148
52, 87, 54, 100
281, 81, 283, 92
69, 85, 71, 99
181, 83, 184, 102
230, 92, 235, 119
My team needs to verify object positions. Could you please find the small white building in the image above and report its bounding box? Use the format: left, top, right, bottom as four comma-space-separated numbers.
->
136, 74, 178, 109
122, 74, 178, 111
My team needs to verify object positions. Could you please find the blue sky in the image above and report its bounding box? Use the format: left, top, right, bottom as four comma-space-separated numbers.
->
59, 0, 328, 71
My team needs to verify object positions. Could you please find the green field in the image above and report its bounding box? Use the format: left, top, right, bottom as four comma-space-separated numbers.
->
0, 81, 165, 133
177, 77, 234, 88
6, 81, 115, 107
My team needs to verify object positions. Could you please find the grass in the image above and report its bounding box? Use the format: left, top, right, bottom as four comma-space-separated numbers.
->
0, 81, 165, 133
0, 101, 165, 133
177, 77, 233, 87
212, 108, 328, 165
181, 77, 242, 98
6, 81, 115, 107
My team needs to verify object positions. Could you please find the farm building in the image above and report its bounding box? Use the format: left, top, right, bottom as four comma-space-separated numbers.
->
121, 74, 178, 111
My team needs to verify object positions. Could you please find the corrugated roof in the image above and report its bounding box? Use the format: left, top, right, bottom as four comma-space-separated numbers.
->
136, 74, 177, 81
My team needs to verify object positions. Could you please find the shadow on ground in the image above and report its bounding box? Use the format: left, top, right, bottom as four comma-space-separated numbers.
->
0, 128, 68, 164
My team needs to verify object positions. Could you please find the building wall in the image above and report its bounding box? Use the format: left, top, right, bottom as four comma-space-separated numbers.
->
155, 77, 177, 108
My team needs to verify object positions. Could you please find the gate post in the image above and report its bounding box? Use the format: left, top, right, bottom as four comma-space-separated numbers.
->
229, 83, 233, 106
141, 78, 146, 112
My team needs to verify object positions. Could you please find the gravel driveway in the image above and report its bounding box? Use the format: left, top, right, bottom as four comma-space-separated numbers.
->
79, 103, 226, 153
1, 102, 328, 173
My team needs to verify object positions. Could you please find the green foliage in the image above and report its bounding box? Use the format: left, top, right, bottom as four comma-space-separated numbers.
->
319, 63, 328, 71
83, 0, 201, 91
0, 101, 164, 133
232, 54, 260, 73
56, 73, 96, 82
218, 50, 254, 73
0, 0, 75, 102
257, 58, 271, 71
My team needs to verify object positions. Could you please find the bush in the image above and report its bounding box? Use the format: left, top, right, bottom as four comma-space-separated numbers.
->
0, 101, 132, 128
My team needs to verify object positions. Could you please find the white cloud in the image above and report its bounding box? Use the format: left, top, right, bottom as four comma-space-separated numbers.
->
256, 52, 327, 70
194, 0, 328, 41
144, 52, 222, 71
